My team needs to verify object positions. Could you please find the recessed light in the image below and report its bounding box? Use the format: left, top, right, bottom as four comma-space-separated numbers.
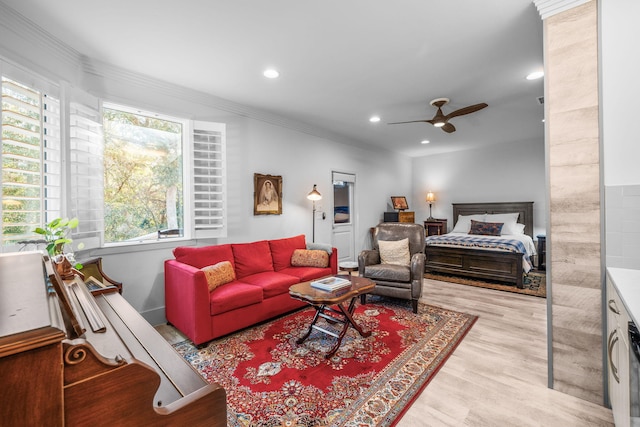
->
263, 69, 279, 79
526, 70, 544, 80
369, 116, 381, 123
421, 140, 430, 144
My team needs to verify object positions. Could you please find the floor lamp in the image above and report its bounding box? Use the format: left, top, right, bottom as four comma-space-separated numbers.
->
307, 184, 322, 243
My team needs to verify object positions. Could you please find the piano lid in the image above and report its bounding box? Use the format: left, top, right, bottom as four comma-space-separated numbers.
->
0, 251, 54, 338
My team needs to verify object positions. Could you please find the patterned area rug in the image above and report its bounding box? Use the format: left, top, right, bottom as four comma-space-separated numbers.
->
173, 298, 477, 426
424, 270, 546, 298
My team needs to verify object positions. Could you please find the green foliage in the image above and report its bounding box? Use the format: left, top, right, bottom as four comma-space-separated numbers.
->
34, 217, 80, 256
102, 108, 183, 242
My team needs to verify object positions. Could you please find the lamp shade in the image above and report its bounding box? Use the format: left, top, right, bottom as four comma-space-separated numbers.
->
426, 192, 436, 203
307, 184, 322, 201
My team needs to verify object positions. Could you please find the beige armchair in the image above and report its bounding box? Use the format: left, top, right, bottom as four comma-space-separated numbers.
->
358, 223, 425, 313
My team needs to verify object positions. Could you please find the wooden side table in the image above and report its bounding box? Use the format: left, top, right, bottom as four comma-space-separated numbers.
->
424, 219, 448, 236
537, 235, 546, 271
339, 261, 359, 276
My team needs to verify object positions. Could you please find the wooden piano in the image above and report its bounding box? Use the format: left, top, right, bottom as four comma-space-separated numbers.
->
0, 252, 226, 426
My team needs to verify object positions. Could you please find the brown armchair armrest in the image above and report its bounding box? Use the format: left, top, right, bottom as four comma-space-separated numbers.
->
410, 252, 426, 278
358, 249, 380, 275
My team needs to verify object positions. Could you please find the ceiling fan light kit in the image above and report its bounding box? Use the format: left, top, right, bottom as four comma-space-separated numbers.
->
388, 97, 488, 133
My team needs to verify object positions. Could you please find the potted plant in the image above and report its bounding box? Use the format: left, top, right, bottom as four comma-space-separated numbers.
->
35, 217, 83, 278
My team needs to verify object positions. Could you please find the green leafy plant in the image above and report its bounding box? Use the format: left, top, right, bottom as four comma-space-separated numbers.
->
34, 217, 83, 268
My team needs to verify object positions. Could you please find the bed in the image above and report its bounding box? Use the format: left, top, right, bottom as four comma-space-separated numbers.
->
424, 201, 535, 288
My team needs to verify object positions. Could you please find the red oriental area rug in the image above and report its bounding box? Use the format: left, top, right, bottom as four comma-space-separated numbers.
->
173, 298, 477, 426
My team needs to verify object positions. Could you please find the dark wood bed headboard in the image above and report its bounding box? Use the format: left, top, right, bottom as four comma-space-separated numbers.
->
452, 202, 534, 238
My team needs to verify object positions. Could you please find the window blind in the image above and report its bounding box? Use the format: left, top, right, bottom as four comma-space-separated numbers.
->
1, 75, 61, 250
69, 94, 104, 251
191, 121, 226, 239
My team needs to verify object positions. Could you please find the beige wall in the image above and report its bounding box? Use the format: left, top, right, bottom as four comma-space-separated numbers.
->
546, 0, 602, 404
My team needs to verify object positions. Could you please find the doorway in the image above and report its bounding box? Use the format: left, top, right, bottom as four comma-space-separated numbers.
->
332, 172, 356, 262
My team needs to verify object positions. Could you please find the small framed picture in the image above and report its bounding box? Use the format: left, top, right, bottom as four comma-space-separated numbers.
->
391, 196, 409, 211
254, 173, 283, 215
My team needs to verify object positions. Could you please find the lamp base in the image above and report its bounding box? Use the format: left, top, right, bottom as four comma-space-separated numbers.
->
426, 216, 436, 221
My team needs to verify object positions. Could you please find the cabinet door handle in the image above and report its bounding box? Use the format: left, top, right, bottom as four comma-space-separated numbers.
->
608, 329, 620, 384
608, 299, 620, 315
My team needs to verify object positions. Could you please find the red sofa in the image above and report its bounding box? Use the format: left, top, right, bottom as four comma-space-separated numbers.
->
164, 235, 337, 345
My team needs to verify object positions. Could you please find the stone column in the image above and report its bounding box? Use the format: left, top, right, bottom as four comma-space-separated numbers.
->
542, 0, 603, 404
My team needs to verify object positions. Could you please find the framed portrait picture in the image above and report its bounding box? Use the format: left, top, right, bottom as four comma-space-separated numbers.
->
254, 173, 283, 215
391, 196, 409, 211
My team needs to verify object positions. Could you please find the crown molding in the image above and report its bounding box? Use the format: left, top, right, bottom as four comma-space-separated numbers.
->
532, 0, 592, 19
0, 2, 79, 68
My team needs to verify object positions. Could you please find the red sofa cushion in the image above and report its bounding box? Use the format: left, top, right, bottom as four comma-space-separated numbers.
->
239, 271, 300, 298
232, 240, 274, 278
279, 266, 333, 282
210, 281, 263, 315
173, 244, 234, 269
269, 234, 306, 271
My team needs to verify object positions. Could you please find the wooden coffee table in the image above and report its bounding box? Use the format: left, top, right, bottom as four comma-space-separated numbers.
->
289, 275, 375, 358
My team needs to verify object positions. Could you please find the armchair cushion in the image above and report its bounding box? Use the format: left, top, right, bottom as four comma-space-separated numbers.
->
364, 264, 411, 283
378, 238, 410, 267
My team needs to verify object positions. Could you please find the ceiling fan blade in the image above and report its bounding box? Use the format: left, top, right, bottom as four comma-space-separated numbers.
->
445, 103, 488, 119
388, 120, 431, 125
441, 123, 456, 133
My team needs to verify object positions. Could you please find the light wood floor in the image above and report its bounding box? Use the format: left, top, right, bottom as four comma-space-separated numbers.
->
396, 278, 615, 427
157, 278, 615, 426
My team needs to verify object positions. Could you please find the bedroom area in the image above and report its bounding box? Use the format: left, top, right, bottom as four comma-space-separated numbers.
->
410, 137, 546, 239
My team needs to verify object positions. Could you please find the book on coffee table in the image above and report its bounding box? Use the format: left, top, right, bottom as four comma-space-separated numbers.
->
311, 276, 352, 292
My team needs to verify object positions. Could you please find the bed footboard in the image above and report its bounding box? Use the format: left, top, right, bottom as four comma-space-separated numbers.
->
425, 245, 524, 288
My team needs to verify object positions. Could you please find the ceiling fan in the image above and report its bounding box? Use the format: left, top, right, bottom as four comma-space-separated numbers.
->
389, 98, 488, 133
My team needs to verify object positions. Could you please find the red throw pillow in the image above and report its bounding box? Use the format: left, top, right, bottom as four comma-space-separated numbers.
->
468, 220, 504, 236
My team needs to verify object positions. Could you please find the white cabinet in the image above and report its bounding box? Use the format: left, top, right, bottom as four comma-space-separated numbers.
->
608, 274, 631, 427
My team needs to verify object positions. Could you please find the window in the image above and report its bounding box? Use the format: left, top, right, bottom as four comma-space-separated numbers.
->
1, 65, 226, 252
101, 105, 227, 244
102, 104, 185, 243
1, 75, 61, 250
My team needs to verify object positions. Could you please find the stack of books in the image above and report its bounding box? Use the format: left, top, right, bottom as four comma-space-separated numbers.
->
311, 276, 352, 292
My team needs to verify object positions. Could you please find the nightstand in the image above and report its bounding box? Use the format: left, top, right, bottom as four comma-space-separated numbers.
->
424, 219, 447, 236
537, 235, 546, 271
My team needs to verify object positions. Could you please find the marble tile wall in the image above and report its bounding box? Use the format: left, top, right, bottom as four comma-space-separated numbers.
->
546, 1, 603, 404
606, 184, 640, 270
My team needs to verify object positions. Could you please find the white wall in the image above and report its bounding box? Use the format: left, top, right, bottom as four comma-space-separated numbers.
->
601, 0, 640, 269
411, 139, 546, 236
601, 0, 640, 186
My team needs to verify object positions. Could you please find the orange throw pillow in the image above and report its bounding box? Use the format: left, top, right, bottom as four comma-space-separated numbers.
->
291, 249, 329, 268
202, 261, 236, 292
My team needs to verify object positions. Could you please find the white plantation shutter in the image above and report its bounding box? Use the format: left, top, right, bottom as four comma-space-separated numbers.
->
0, 71, 61, 251
191, 121, 226, 239
69, 92, 104, 251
